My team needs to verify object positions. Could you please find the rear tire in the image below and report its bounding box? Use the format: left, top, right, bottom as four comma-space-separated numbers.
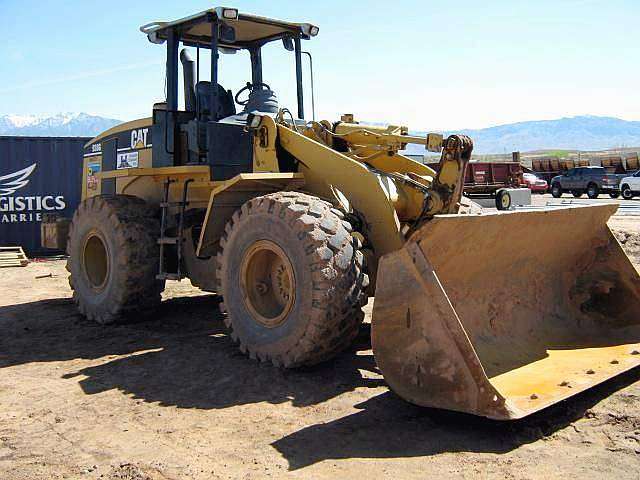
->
217, 192, 369, 367
587, 183, 599, 199
66, 195, 165, 324
551, 184, 563, 198
621, 185, 634, 200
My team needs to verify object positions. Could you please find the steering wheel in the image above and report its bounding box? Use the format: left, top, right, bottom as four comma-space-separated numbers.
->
234, 82, 271, 106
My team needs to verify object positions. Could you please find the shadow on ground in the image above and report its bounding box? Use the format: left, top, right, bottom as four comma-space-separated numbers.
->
0, 294, 383, 409
1, 293, 639, 468
272, 367, 640, 470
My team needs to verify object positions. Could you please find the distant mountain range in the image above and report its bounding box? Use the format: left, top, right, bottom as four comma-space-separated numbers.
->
405, 115, 640, 155
0, 113, 121, 137
2, 113, 639, 154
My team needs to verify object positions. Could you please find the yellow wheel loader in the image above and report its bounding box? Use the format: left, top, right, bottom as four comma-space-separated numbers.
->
43, 7, 640, 420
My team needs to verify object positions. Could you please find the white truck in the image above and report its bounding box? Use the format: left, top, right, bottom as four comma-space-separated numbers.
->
620, 170, 640, 199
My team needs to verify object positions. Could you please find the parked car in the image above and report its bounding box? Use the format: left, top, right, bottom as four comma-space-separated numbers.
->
550, 166, 622, 199
522, 172, 548, 193
620, 170, 640, 200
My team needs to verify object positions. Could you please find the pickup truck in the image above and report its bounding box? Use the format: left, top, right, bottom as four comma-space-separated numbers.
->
550, 166, 622, 199
620, 170, 640, 199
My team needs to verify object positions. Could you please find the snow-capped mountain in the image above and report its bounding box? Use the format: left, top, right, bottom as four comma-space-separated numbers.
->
0, 113, 121, 137
405, 116, 640, 155
3, 113, 639, 153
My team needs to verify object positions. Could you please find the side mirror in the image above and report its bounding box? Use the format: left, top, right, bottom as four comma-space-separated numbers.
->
282, 37, 295, 52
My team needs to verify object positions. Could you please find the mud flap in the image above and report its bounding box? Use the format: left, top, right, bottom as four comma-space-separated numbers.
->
371, 205, 640, 419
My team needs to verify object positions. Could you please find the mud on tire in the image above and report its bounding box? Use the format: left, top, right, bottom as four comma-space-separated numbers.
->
216, 191, 369, 367
66, 195, 165, 324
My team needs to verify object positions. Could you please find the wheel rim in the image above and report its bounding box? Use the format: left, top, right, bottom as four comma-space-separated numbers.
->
501, 193, 510, 209
240, 240, 296, 328
82, 231, 110, 291
623, 189, 632, 199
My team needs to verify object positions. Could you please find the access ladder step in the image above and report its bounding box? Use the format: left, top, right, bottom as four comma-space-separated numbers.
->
157, 237, 179, 245
160, 201, 190, 208
156, 273, 182, 281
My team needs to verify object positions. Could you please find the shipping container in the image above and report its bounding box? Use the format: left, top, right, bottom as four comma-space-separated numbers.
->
602, 156, 625, 173
0, 136, 89, 255
625, 153, 639, 172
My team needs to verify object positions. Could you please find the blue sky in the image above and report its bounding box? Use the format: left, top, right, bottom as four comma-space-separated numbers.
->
0, 0, 638, 129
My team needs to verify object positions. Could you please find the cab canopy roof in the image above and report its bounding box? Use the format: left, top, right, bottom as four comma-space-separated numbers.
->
140, 7, 319, 49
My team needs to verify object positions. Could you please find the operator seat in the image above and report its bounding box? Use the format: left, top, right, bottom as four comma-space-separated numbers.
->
196, 81, 236, 121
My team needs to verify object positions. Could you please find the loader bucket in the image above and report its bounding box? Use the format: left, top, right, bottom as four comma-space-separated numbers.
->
371, 204, 640, 420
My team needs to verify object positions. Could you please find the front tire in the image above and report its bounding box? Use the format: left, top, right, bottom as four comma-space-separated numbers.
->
622, 185, 634, 200
66, 195, 165, 324
551, 184, 563, 198
217, 192, 369, 367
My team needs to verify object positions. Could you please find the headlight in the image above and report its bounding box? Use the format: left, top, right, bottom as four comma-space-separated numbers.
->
301, 24, 320, 37
216, 7, 239, 19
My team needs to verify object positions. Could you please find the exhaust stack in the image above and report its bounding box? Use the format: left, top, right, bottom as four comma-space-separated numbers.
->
180, 49, 196, 112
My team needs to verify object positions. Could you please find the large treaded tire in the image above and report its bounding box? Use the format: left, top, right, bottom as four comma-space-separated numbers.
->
216, 191, 369, 368
66, 195, 165, 324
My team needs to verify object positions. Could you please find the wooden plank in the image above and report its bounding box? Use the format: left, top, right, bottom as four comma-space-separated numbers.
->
0, 246, 28, 267
0, 248, 25, 254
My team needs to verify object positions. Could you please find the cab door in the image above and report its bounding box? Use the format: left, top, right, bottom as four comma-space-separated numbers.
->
574, 168, 587, 190
564, 168, 577, 189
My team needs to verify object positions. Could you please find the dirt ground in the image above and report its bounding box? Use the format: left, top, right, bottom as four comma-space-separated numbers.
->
1, 216, 639, 480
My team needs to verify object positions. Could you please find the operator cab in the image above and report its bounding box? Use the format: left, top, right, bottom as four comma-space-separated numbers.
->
140, 7, 318, 178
